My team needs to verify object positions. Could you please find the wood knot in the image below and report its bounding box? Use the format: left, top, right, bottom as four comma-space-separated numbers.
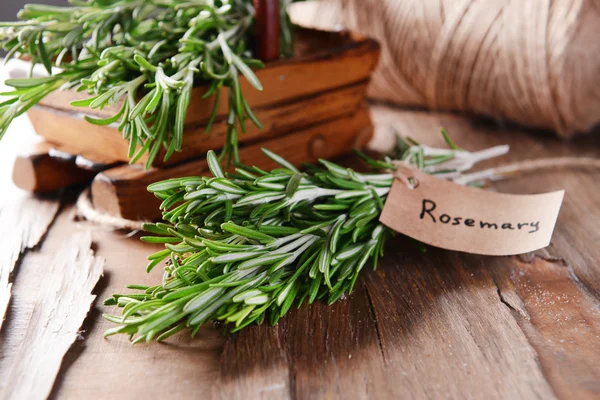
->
309, 134, 328, 159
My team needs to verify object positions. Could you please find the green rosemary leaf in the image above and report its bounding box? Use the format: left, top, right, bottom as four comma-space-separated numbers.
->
207, 150, 225, 179
211, 251, 267, 264
205, 85, 222, 133
237, 253, 290, 270
258, 225, 300, 236
241, 94, 263, 129
0, 1, 277, 167
174, 86, 191, 150
156, 323, 186, 341
285, 173, 302, 197
262, 148, 300, 173
140, 236, 181, 244
314, 203, 351, 211
147, 248, 171, 261
440, 127, 464, 151
299, 218, 337, 235
146, 258, 165, 273
209, 178, 246, 195
4, 77, 54, 88
221, 222, 275, 243
147, 179, 184, 193
145, 86, 163, 115
217, 33, 234, 64
70, 96, 99, 108
84, 102, 126, 126
133, 54, 157, 73
232, 54, 263, 91
36, 31, 52, 74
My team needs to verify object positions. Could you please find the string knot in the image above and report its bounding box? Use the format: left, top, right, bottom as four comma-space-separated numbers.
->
389, 161, 420, 189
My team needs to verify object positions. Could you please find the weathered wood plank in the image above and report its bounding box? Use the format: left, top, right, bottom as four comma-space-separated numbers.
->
48, 142, 122, 171
491, 254, 600, 400
41, 211, 225, 399
0, 195, 60, 330
1, 231, 103, 400
276, 282, 389, 399
495, 172, 600, 300
0, 114, 61, 329
30, 81, 370, 166
477, 162, 600, 400
362, 248, 557, 399
220, 324, 291, 399
220, 282, 389, 399
12, 142, 98, 193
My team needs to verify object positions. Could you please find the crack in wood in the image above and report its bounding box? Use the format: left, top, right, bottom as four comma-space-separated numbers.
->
496, 285, 518, 313
520, 251, 600, 309
491, 273, 530, 319
538, 251, 600, 308
363, 283, 386, 363
490, 255, 600, 400
518, 250, 568, 267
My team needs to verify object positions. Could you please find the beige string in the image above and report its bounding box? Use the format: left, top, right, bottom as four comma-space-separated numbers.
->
456, 156, 600, 185
289, 0, 600, 137
75, 157, 600, 230
389, 161, 420, 189
76, 188, 146, 232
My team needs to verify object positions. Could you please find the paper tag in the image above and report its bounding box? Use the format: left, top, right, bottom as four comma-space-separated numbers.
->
380, 167, 564, 256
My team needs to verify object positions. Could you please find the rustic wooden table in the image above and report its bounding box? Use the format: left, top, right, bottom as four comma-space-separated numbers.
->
1, 103, 599, 400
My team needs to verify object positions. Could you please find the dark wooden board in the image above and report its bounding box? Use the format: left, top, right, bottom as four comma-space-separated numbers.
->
1, 105, 600, 399
90, 106, 373, 220
11, 142, 100, 193
30, 81, 371, 166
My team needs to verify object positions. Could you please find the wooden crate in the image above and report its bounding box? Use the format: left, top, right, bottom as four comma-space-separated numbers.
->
13, 27, 380, 221
28, 27, 379, 166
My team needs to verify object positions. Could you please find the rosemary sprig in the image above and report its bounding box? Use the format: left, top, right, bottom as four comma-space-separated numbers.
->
0, 0, 278, 168
104, 132, 510, 342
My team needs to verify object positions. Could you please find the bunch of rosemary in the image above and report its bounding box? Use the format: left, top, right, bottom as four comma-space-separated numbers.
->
104, 132, 509, 342
0, 0, 288, 167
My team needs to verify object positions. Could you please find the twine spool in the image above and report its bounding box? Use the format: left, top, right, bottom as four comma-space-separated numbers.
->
289, 0, 600, 137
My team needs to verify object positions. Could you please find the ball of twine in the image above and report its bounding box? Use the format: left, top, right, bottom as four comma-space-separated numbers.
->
290, 0, 600, 137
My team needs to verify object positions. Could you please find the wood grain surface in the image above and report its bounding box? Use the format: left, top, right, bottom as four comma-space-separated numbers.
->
0, 194, 60, 330
30, 81, 370, 166
1, 231, 103, 400
0, 118, 62, 330
11, 142, 98, 193
1, 104, 599, 399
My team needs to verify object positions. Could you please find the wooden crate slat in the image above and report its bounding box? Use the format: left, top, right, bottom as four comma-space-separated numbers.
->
29, 81, 369, 166
47, 143, 122, 171
91, 106, 372, 221
12, 142, 97, 193
37, 35, 379, 127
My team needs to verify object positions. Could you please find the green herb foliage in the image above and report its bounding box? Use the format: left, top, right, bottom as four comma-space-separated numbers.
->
0, 0, 284, 168
103, 133, 504, 342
